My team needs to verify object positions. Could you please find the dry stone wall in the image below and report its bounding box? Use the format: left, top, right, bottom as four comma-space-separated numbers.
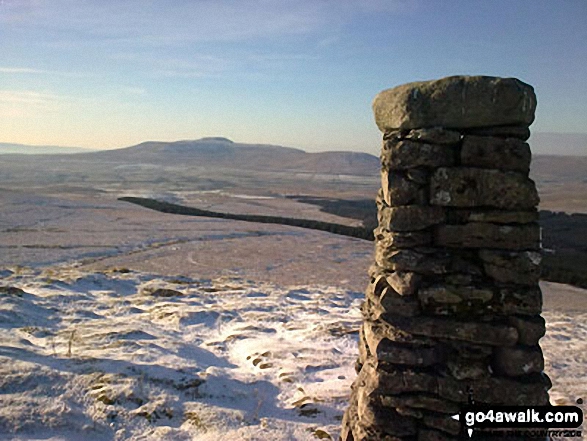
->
341, 76, 550, 441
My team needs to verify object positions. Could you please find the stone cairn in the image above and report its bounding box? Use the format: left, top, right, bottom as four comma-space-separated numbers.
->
341, 76, 550, 441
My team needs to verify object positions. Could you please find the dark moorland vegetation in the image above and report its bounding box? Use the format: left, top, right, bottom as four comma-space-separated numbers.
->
119, 197, 374, 240
121, 197, 587, 289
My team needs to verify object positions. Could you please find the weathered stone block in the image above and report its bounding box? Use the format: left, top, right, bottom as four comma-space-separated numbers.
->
370, 266, 422, 296
406, 169, 430, 185
507, 315, 546, 346
358, 325, 371, 364
479, 249, 541, 285
493, 346, 544, 377
418, 285, 494, 316
374, 228, 433, 248
382, 138, 456, 170
363, 319, 435, 348
444, 274, 474, 285
437, 374, 550, 405
376, 341, 440, 367
447, 209, 539, 224
435, 223, 540, 250
340, 391, 357, 441
387, 127, 462, 145
463, 124, 531, 140
386, 271, 422, 296
379, 394, 460, 415
375, 247, 451, 274
497, 286, 543, 315
381, 169, 424, 206
357, 390, 418, 437
422, 414, 461, 436
382, 315, 519, 347
419, 285, 493, 304
446, 358, 489, 380
352, 424, 405, 441
366, 280, 421, 317
363, 321, 440, 366
379, 205, 445, 231
361, 362, 438, 395
443, 340, 494, 360
461, 136, 531, 173
430, 167, 539, 209
373, 76, 536, 131
418, 429, 456, 441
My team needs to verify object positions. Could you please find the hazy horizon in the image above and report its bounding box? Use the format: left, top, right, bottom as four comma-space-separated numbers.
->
1, 0, 586, 154
2, 131, 586, 156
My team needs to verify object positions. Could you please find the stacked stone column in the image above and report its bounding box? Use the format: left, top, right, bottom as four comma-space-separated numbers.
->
341, 76, 550, 441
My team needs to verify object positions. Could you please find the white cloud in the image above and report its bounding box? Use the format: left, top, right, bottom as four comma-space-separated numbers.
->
0, 66, 89, 78
1, 0, 414, 44
0, 67, 45, 74
0, 90, 59, 104
0, 90, 63, 117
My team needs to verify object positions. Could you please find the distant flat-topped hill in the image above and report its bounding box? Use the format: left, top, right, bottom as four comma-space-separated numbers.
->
82, 137, 381, 176
0, 136, 585, 213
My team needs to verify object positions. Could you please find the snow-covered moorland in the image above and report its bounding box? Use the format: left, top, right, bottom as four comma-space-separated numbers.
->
0, 266, 362, 441
0, 191, 585, 440
0, 266, 586, 441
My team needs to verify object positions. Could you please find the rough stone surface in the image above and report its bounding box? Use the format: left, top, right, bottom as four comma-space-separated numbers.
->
435, 223, 540, 250
386, 271, 422, 296
493, 346, 545, 377
374, 340, 440, 367
418, 429, 456, 441
479, 249, 541, 285
375, 247, 450, 274
418, 285, 494, 316
362, 319, 435, 347
381, 170, 425, 206
381, 315, 519, 347
430, 167, 539, 210
369, 266, 422, 296
507, 315, 546, 346
357, 391, 418, 437
381, 139, 456, 170
422, 414, 461, 436
443, 340, 494, 360
461, 135, 531, 173
379, 395, 460, 415
379, 205, 445, 232
447, 209, 539, 224
366, 283, 421, 317
373, 76, 536, 131
463, 124, 531, 140
361, 362, 438, 395
396, 127, 462, 145
437, 375, 550, 405
446, 358, 489, 380
418, 285, 493, 304
497, 286, 543, 316
344, 76, 546, 440
374, 228, 432, 248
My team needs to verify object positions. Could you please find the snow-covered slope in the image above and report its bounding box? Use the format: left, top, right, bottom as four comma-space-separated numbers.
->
1, 266, 585, 440
0, 266, 362, 441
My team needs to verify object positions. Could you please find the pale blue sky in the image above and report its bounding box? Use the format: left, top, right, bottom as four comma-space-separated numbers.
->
1, 0, 586, 153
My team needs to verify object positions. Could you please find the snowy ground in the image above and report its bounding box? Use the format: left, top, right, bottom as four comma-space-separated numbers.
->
0, 266, 362, 441
1, 266, 585, 441
1, 190, 586, 440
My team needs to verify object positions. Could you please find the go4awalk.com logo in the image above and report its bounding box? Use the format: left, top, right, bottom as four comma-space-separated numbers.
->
452, 405, 583, 438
